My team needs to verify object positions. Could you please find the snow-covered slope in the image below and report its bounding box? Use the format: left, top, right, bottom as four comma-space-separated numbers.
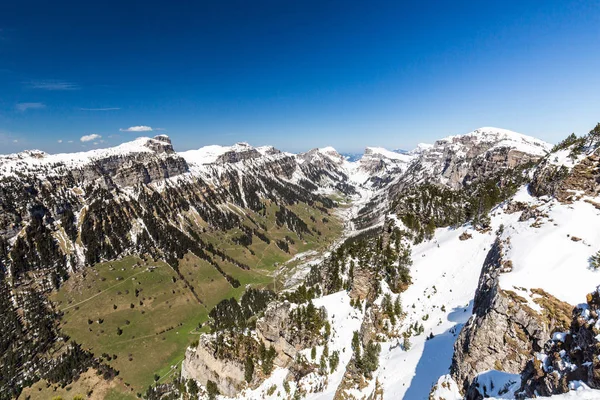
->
339, 181, 600, 400
498, 187, 600, 305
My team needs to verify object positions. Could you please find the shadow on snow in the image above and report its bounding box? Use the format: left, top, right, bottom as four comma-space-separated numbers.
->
403, 303, 473, 399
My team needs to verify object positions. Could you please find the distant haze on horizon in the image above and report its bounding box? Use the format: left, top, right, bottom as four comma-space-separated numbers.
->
1, 1, 599, 154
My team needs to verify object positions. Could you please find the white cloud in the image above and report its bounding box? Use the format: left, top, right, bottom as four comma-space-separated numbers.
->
57, 139, 63, 143
16, 102, 45, 112
68, 140, 73, 143
80, 134, 102, 142
12, 139, 18, 143
28, 80, 79, 90
120, 125, 153, 132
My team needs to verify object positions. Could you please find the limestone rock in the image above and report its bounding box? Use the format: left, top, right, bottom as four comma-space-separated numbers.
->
181, 335, 246, 397
450, 239, 549, 397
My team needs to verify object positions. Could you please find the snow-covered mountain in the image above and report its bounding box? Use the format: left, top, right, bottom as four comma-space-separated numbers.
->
397, 127, 551, 191
6, 125, 599, 400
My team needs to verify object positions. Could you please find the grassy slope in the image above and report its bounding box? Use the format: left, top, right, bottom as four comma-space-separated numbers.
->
19, 368, 136, 400
36, 200, 343, 397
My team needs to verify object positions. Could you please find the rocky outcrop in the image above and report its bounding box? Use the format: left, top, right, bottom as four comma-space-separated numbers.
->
450, 236, 574, 399
181, 335, 247, 397
256, 301, 326, 366
255, 301, 298, 366
450, 239, 549, 397
530, 148, 600, 202
517, 288, 600, 398
350, 265, 376, 301
182, 300, 327, 397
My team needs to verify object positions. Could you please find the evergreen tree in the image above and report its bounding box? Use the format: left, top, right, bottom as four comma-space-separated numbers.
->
187, 379, 199, 397
244, 355, 254, 383
591, 250, 600, 270
329, 350, 340, 373
261, 345, 276, 375
206, 380, 219, 400
351, 331, 361, 361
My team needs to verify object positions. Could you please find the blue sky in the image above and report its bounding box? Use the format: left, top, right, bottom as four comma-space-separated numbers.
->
1, 1, 599, 154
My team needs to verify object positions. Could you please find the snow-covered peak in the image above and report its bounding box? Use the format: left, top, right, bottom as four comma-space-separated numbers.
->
435, 127, 551, 156
363, 147, 413, 162
408, 143, 433, 155
179, 142, 284, 167
0, 136, 174, 177
392, 127, 552, 191
298, 146, 345, 166
317, 146, 344, 162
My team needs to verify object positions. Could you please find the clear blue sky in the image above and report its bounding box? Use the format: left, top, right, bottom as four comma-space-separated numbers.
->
1, 1, 599, 154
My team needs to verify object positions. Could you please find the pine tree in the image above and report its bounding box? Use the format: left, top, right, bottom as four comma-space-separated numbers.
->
588, 123, 600, 146
351, 331, 361, 363
206, 380, 219, 400
244, 355, 254, 383
329, 350, 340, 373
591, 250, 600, 270
187, 379, 199, 396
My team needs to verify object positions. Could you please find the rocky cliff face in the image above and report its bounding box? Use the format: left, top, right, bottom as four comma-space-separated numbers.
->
394, 127, 550, 193
517, 287, 600, 397
450, 235, 574, 399
451, 238, 549, 396
182, 334, 248, 397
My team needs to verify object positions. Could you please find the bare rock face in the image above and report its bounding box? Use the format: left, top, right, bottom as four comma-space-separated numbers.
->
350, 265, 375, 301
450, 239, 550, 397
255, 301, 298, 366
181, 335, 246, 397
216, 143, 262, 164
73, 153, 189, 188
255, 301, 326, 366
